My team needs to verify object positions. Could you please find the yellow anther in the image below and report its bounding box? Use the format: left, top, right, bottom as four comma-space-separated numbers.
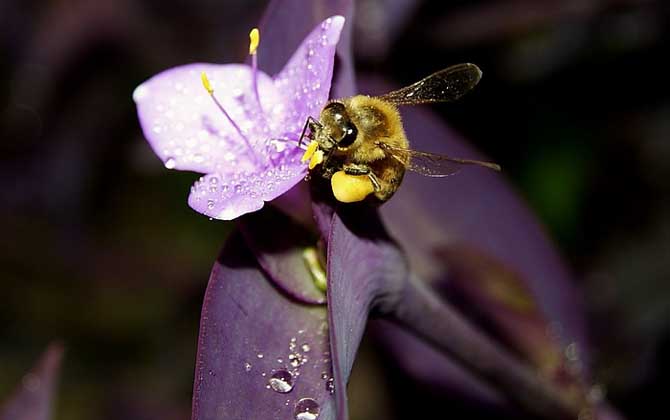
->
201, 71, 214, 95
331, 171, 375, 203
309, 150, 324, 170
249, 28, 260, 55
301, 141, 319, 163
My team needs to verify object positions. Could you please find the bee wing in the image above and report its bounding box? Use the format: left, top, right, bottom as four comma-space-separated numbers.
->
376, 63, 482, 106
378, 143, 501, 178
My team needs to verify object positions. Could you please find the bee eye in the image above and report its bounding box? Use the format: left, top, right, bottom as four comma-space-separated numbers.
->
338, 124, 358, 147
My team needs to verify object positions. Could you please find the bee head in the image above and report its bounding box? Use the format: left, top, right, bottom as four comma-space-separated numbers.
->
319, 102, 359, 151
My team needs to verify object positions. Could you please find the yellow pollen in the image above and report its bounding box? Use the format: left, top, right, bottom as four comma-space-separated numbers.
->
201, 71, 214, 95
309, 150, 324, 170
331, 171, 375, 203
301, 141, 319, 163
249, 28, 260, 55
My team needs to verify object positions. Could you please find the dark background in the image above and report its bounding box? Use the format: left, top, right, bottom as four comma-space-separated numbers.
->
1, 1, 669, 419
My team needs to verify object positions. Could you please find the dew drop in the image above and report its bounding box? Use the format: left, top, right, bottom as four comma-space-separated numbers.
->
257, 353, 264, 359
269, 370, 294, 393
22, 373, 41, 392
164, 157, 176, 169
244, 362, 252, 372
294, 398, 320, 420
301, 344, 311, 352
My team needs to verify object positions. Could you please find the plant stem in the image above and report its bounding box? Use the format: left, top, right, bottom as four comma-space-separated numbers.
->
386, 274, 582, 420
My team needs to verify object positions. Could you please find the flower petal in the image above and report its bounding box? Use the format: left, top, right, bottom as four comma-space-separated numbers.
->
134, 63, 282, 174
187, 151, 306, 220
192, 231, 336, 420
273, 16, 346, 134
0, 343, 64, 420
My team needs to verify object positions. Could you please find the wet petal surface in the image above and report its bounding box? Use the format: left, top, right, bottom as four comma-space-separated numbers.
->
274, 16, 346, 134
187, 154, 305, 220
134, 63, 281, 174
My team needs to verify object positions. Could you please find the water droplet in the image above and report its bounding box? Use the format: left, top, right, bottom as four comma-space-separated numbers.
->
325, 377, 334, 394
244, 362, 252, 372
288, 353, 307, 368
164, 157, 176, 169
294, 398, 320, 420
565, 342, 579, 362
207, 199, 215, 209
301, 344, 311, 352
22, 373, 41, 392
257, 353, 264, 359
269, 370, 294, 393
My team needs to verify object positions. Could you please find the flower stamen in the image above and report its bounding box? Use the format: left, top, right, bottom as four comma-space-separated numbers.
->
249, 28, 262, 111
200, 71, 258, 163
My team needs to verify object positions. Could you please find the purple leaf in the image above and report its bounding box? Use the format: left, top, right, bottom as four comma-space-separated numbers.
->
324, 206, 407, 420
240, 207, 326, 305
192, 231, 335, 420
370, 319, 506, 407
0, 343, 64, 420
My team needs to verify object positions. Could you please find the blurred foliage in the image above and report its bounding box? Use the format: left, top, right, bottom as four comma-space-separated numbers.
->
1, 0, 669, 419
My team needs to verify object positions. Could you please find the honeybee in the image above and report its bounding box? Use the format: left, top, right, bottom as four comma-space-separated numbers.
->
299, 63, 500, 203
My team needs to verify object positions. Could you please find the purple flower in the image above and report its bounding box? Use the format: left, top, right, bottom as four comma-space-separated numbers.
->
133, 16, 345, 220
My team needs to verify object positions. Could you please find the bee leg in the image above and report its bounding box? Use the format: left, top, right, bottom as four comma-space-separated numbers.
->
299, 116, 322, 146
342, 163, 371, 176
343, 163, 382, 192
367, 172, 382, 192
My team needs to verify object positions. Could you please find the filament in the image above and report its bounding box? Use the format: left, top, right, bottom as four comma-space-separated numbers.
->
249, 28, 263, 111
200, 71, 258, 164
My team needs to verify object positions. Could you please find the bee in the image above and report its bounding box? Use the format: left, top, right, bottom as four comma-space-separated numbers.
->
299, 63, 500, 203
